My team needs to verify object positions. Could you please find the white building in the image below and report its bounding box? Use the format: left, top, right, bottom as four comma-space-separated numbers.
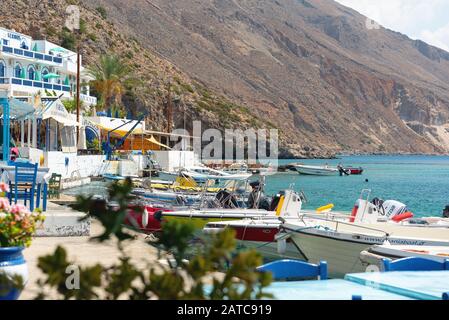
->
0, 27, 96, 107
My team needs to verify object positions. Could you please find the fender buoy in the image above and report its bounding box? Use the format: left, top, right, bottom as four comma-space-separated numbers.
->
392, 212, 414, 222
316, 204, 334, 213
350, 200, 360, 223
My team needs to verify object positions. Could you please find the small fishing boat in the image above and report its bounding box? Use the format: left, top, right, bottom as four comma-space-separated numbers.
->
343, 166, 364, 175
360, 244, 449, 270
203, 190, 307, 261
293, 164, 339, 176
282, 206, 449, 278
127, 189, 303, 236
160, 165, 252, 182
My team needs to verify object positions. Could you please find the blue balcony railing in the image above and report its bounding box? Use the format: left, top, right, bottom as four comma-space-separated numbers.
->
1, 45, 63, 65
0, 77, 70, 92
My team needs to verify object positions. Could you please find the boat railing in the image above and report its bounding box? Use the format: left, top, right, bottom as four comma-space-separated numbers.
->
299, 213, 390, 238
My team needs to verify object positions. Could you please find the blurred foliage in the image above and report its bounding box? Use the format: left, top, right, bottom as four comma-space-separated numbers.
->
34, 178, 273, 300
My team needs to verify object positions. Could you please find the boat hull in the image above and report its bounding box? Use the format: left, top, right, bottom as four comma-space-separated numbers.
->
294, 166, 338, 176
285, 220, 449, 278
288, 230, 372, 278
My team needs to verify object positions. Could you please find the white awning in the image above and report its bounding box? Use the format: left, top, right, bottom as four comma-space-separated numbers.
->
36, 98, 81, 127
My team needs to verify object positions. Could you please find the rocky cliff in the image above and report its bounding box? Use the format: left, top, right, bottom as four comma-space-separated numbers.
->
80, 0, 449, 156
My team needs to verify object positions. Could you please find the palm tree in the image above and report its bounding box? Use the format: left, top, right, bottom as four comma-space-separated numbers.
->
87, 54, 131, 112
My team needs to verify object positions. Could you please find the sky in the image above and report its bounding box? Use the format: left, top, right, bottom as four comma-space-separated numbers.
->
335, 0, 449, 51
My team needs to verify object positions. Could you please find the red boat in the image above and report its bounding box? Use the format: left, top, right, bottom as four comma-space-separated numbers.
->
204, 219, 304, 260
125, 205, 171, 234
343, 167, 364, 175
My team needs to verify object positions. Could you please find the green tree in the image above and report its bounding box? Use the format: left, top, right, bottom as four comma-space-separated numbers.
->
87, 55, 132, 111
34, 179, 273, 300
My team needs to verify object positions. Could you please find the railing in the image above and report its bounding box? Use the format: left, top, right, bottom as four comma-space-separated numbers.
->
1, 45, 63, 65
80, 93, 97, 105
0, 77, 70, 92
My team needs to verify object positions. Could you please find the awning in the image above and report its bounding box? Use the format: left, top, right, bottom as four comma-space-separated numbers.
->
36, 98, 81, 126
0, 92, 35, 120
144, 129, 200, 139
146, 135, 171, 149
95, 122, 145, 136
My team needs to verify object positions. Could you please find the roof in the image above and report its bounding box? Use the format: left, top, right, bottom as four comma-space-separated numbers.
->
0, 92, 35, 120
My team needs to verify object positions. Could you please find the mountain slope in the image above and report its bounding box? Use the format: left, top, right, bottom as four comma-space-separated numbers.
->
81, 0, 449, 155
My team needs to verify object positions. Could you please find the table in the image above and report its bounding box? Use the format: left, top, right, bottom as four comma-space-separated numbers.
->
345, 271, 449, 300
264, 279, 413, 300
0, 164, 50, 211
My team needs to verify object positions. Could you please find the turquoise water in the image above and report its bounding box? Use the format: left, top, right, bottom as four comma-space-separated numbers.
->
265, 156, 449, 217
64, 155, 449, 218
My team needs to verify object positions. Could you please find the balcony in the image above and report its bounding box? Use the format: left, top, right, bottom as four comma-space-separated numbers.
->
0, 77, 97, 106
1, 45, 63, 65
0, 77, 70, 92
80, 93, 97, 106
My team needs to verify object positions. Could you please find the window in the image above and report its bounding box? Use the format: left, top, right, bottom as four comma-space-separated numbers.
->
42, 68, 49, 82
14, 63, 22, 78
0, 61, 5, 78
2, 39, 8, 46
28, 65, 35, 80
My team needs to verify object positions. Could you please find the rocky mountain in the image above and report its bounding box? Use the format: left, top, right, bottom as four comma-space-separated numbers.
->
79, 0, 449, 156
3, 0, 449, 157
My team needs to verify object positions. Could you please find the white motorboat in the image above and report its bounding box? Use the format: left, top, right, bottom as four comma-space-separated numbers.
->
203, 190, 307, 261
160, 165, 252, 182
282, 195, 449, 278
293, 164, 339, 176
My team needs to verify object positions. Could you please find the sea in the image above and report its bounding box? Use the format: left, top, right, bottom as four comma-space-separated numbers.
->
63, 155, 449, 218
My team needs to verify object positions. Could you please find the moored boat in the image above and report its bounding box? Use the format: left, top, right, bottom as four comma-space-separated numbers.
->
343, 166, 364, 175
294, 164, 339, 176
283, 213, 449, 278
360, 244, 449, 271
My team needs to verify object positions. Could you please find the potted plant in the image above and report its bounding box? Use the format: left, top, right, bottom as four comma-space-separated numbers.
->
0, 183, 45, 300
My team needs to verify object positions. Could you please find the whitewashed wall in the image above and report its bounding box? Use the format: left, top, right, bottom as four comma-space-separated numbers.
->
152, 151, 196, 171
45, 152, 106, 179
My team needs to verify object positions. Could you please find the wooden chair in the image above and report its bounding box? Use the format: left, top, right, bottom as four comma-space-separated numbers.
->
9, 162, 38, 211
257, 259, 328, 281
382, 257, 449, 272
48, 173, 62, 199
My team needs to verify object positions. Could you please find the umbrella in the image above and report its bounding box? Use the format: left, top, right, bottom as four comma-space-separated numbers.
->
42, 73, 60, 80
32, 43, 38, 52
64, 76, 70, 86
35, 71, 41, 81
20, 68, 26, 79
50, 47, 67, 53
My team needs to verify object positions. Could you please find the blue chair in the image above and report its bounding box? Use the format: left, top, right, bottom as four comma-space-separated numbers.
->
8, 162, 38, 211
257, 259, 328, 281
382, 257, 449, 272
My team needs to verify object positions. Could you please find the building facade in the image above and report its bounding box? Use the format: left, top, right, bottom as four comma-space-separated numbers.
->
0, 27, 96, 106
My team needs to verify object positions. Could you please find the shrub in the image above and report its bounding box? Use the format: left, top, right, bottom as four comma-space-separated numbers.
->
96, 6, 107, 19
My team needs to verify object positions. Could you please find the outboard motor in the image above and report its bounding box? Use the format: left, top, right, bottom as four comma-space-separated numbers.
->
215, 190, 238, 208
444, 206, 449, 218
